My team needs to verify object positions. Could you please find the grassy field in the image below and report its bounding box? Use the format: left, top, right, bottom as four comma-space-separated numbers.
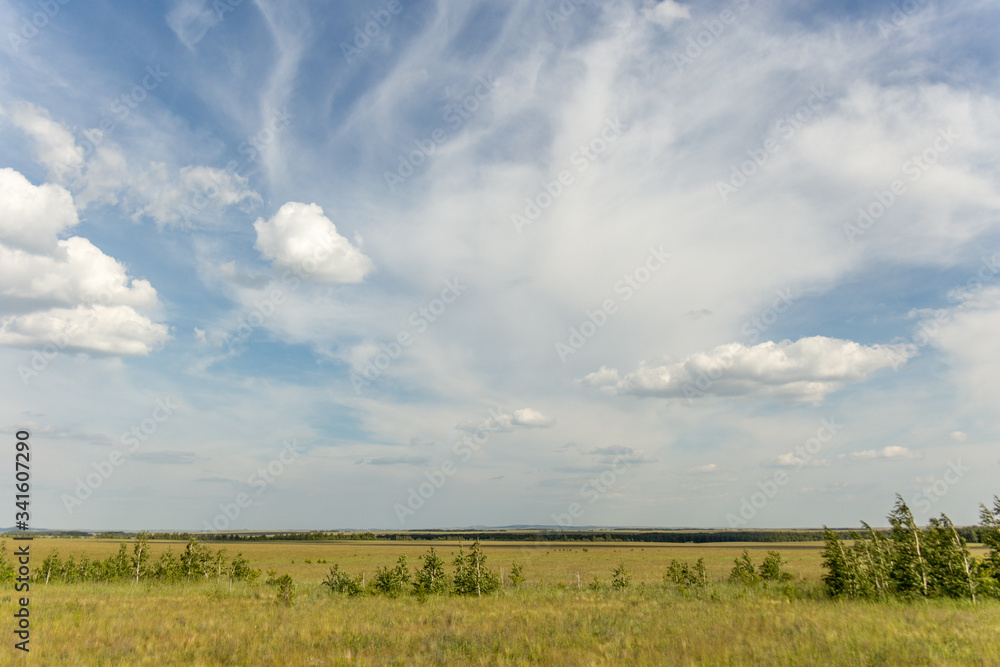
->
3, 538, 1000, 665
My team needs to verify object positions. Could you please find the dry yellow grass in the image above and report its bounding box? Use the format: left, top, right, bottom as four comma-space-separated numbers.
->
3, 538, 999, 665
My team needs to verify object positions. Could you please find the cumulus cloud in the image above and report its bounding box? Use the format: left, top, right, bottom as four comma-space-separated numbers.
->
582, 336, 915, 404
511, 407, 557, 428
253, 202, 374, 283
842, 446, 920, 461
0, 167, 78, 253
456, 407, 557, 433
0, 169, 168, 355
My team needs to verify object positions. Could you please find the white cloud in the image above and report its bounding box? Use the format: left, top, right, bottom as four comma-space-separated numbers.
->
926, 285, 1000, 414
772, 453, 831, 469
643, 0, 690, 28
0, 167, 78, 253
253, 202, 374, 283
134, 164, 261, 228
511, 407, 556, 428
843, 446, 919, 461
166, 0, 223, 49
4, 101, 260, 226
587, 445, 657, 464
584, 336, 914, 404
4, 102, 84, 181
0, 169, 168, 355
457, 407, 557, 433
0, 305, 168, 356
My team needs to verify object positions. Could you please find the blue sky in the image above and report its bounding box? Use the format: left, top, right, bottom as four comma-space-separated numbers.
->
1, 0, 999, 531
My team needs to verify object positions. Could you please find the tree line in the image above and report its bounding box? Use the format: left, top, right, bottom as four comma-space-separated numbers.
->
821, 495, 1000, 601
322, 541, 518, 599
0, 533, 260, 587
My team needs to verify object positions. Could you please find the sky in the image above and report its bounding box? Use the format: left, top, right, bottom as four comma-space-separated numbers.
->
1, 0, 999, 532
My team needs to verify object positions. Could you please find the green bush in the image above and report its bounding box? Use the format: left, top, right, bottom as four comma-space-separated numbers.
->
611, 563, 631, 590
322, 564, 365, 596
729, 550, 761, 586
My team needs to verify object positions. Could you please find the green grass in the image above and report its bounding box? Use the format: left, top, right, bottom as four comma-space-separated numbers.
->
4, 538, 999, 665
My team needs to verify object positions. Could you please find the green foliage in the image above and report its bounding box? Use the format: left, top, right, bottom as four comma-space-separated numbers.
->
131, 531, 152, 583
369, 555, 410, 597
887, 495, 929, 598
267, 573, 296, 606
611, 562, 631, 590
322, 564, 365, 596
33, 534, 261, 587
453, 540, 501, 596
925, 514, 979, 600
822, 495, 1000, 602
980, 497, 1000, 590
587, 576, 603, 591
665, 558, 708, 588
180, 537, 213, 579
729, 550, 761, 586
509, 561, 525, 588
228, 552, 261, 587
0, 540, 16, 583
758, 550, 793, 582
413, 548, 450, 595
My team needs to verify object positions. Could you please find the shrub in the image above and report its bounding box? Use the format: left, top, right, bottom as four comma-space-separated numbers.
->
370, 555, 410, 597
729, 550, 761, 586
322, 565, 365, 596
758, 551, 793, 582
611, 563, 631, 590
509, 561, 525, 588
453, 541, 500, 596
269, 573, 295, 606
413, 548, 449, 595
0, 541, 15, 583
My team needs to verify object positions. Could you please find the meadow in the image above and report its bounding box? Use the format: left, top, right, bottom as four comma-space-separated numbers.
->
3, 537, 1000, 665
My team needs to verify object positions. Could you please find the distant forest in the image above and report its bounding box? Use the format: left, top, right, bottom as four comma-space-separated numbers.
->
43, 526, 983, 544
